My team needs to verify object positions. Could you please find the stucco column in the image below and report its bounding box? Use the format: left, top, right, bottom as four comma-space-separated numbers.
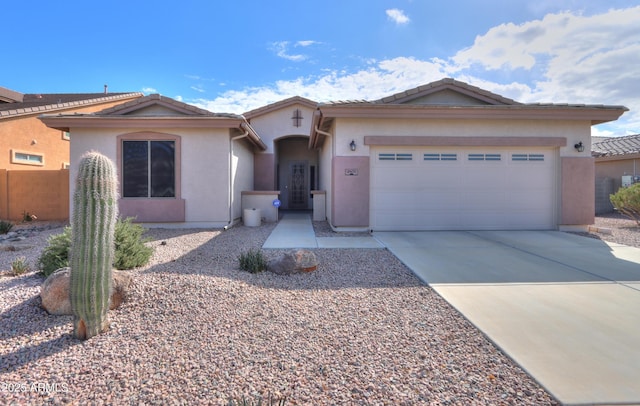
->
331, 156, 370, 227
561, 157, 595, 226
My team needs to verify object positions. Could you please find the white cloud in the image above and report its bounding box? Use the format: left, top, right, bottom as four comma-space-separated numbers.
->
191, 57, 448, 113
271, 41, 308, 62
141, 87, 157, 94
450, 6, 640, 134
190, 85, 205, 93
193, 7, 640, 135
386, 9, 410, 25
296, 40, 318, 47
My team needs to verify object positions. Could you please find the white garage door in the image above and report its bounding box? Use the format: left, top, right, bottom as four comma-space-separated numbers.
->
370, 146, 557, 231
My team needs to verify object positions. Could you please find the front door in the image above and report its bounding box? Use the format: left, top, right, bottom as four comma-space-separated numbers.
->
288, 160, 308, 209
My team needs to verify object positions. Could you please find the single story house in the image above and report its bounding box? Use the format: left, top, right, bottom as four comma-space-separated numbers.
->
40, 78, 627, 231
592, 134, 640, 213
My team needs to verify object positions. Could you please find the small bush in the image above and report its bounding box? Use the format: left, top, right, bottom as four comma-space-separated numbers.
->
238, 248, 268, 273
11, 256, 29, 276
37, 218, 154, 277
38, 226, 72, 277
114, 217, 154, 270
610, 183, 640, 225
0, 220, 13, 234
22, 211, 37, 222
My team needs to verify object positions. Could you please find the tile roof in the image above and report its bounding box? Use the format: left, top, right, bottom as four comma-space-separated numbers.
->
243, 96, 317, 119
375, 78, 520, 105
592, 134, 640, 157
0, 92, 143, 118
95, 93, 239, 118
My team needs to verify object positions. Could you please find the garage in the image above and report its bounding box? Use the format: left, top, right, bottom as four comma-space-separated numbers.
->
370, 146, 558, 231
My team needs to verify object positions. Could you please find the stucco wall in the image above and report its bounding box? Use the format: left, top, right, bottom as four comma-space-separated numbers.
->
248, 104, 315, 153
231, 137, 255, 223
69, 127, 238, 227
561, 157, 595, 226
334, 118, 590, 158
595, 155, 640, 191
254, 152, 275, 190
331, 156, 370, 227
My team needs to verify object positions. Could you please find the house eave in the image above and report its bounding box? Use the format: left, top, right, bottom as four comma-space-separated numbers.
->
317, 104, 628, 124
39, 115, 246, 130
39, 114, 268, 151
594, 152, 640, 162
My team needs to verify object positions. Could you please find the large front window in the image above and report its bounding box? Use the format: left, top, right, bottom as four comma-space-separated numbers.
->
122, 140, 175, 197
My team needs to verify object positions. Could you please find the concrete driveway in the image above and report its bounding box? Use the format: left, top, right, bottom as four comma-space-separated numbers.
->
374, 230, 640, 406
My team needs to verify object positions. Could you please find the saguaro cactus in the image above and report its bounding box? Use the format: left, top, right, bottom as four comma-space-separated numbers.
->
70, 151, 118, 340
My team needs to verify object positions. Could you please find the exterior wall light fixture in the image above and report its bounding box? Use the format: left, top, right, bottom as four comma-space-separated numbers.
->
350, 140, 356, 151
574, 141, 585, 152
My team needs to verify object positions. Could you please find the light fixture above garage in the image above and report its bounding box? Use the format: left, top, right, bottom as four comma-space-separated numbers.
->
350, 140, 356, 151
574, 141, 585, 152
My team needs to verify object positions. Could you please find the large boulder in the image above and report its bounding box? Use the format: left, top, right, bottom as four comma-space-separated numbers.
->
267, 249, 318, 275
40, 267, 133, 315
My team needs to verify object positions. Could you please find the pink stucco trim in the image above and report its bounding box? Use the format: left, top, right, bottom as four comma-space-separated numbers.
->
561, 157, 595, 225
119, 198, 186, 222
364, 136, 567, 147
254, 153, 275, 190
331, 156, 370, 227
116, 132, 184, 222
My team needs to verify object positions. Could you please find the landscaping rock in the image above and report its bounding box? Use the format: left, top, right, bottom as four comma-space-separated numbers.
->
267, 249, 318, 275
40, 267, 133, 315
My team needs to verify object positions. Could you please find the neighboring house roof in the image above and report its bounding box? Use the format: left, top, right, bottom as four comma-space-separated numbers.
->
0, 86, 24, 103
0, 89, 143, 119
592, 134, 640, 157
243, 96, 317, 119
39, 93, 267, 151
311, 78, 628, 148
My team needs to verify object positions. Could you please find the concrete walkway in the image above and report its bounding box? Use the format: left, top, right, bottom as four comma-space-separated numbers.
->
262, 212, 382, 249
374, 230, 640, 406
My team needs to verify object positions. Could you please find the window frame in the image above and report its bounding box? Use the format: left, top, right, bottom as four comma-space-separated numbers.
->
117, 132, 181, 200
11, 149, 45, 166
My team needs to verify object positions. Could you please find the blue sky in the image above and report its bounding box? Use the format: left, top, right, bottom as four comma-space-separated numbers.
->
3, 1, 639, 136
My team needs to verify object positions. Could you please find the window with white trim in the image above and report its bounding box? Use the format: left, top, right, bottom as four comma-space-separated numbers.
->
11, 150, 44, 166
511, 153, 545, 162
424, 153, 457, 161
468, 153, 501, 161
379, 153, 413, 161
122, 140, 175, 197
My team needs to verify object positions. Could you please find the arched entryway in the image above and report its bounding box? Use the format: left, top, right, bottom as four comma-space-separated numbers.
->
275, 136, 318, 210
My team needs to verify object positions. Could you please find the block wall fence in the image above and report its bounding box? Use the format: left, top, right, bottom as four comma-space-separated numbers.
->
0, 169, 69, 221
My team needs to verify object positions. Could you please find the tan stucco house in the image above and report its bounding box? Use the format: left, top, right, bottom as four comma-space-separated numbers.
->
1, 86, 142, 170
40, 78, 627, 231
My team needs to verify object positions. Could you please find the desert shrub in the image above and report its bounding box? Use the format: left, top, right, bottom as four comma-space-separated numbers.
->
0, 220, 13, 234
11, 256, 29, 276
238, 248, 268, 273
38, 226, 72, 277
38, 218, 153, 277
610, 183, 640, 225
114, 217, 153, 270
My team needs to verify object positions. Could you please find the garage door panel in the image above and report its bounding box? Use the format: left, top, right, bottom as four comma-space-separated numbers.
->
371, 147, 557, 231
374, 210, 462, 230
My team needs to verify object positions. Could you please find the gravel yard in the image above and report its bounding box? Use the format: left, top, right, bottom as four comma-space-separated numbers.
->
1, 214, 637, 405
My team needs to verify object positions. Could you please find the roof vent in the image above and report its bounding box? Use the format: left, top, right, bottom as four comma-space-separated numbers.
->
104, 84, 108, 94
